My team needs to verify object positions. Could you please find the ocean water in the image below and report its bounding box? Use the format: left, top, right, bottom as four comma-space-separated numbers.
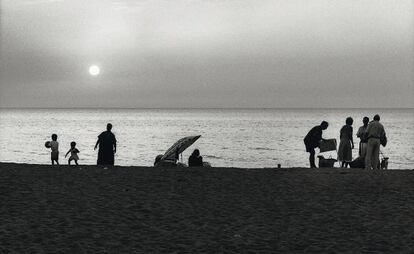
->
0, 108, 413, 169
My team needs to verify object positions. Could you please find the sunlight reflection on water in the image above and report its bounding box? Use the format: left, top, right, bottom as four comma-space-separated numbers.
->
0, 108, 413, 169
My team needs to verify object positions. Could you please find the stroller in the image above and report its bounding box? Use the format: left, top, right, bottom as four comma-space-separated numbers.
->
317, 139, 338, 168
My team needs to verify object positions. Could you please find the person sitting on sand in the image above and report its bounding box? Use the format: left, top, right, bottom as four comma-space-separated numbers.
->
304, 121, 329, 168
338, 117, 354, 168
188, 149, 203, 167
356, 116, 369, 157
50, 134, 59, 165
65, 141, 80, 166
94, 123, 117, 166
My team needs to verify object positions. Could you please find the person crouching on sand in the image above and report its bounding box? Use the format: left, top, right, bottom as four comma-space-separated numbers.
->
304, 121, 329, 168
65, 141, 80, 166
188, 149, 203, 167
50, 134, 59, 165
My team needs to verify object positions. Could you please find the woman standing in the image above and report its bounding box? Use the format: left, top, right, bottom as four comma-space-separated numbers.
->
94, 123, 117, 166
338, 117, 354, 168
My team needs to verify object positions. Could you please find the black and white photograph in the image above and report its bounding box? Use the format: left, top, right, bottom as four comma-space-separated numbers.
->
0, 0, 413, 252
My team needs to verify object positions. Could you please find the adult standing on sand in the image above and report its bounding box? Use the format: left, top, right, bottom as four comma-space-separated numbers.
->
365, 115, 386, 170
338, 117, 354, 168
94, 123, 117, 166
356, 116, 369, 157
304, 121, 329, 168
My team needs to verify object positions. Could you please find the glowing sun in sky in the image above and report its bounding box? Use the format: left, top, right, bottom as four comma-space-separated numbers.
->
89, 65, 100, 76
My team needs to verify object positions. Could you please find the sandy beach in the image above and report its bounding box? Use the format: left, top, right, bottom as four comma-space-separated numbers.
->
0, 163, 413, 253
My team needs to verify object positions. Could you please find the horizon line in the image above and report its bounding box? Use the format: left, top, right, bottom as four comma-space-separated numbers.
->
1, 106, 413, 110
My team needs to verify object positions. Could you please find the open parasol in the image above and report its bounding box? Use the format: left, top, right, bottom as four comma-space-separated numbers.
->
160, 135, 201, 161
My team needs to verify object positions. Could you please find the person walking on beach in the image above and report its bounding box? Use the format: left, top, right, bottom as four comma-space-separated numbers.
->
365, 114, 386, 170
65, 141, 80, 166
304, 121, 329, 168
94, 123, 117, 166
50, 134, 59, 165
356, 116, 369, 157
338, 117, 354, 168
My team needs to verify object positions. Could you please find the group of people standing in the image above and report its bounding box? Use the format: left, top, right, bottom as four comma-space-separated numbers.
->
304, 114, 387, 170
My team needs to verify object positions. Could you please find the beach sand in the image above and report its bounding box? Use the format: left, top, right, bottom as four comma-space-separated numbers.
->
0, 163, 413, 253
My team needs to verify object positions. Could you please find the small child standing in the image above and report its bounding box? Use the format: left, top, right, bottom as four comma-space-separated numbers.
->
65, 141, 80, 165
50, 134, 59, 165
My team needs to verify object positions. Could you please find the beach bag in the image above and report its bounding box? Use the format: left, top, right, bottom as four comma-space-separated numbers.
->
380, 134, 387, 147
317, 155, 337, 168
319, 139, 337, 152
349, 156, 365, 168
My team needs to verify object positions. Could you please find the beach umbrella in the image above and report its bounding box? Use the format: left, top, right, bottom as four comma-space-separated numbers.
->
160, 135, 201, 161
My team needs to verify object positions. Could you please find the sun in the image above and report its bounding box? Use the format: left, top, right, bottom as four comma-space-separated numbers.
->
89, 65, 100, 76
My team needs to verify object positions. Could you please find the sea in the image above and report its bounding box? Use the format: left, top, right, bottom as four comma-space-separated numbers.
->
0, 108, 413, 169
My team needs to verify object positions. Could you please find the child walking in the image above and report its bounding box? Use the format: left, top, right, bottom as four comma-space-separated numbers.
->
65, 142, 80, 165
50, 134, 59, 165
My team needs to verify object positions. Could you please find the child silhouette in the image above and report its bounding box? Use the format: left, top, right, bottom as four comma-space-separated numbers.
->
65, 141, 80, 166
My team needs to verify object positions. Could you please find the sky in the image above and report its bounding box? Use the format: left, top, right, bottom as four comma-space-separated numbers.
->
0, 0, 413, 108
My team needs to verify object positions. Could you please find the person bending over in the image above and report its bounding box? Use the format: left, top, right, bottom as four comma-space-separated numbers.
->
304, 121, 329, 168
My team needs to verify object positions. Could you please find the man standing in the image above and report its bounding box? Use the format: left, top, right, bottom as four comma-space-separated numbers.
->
304, 121, 329, 168
365, 115, 386, 170
356, 116, 369, 157
94, 123, 117, 166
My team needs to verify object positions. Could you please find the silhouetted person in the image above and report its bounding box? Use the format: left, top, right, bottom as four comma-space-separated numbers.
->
50, 134, 59, 165
304, 121, 329, 168
365, 114, 386, 170
356, 116, 369, 157
65, 141, 80, 166
188, 149, 203, 167
338, 117, 354, 168
94, 123, 117, 166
